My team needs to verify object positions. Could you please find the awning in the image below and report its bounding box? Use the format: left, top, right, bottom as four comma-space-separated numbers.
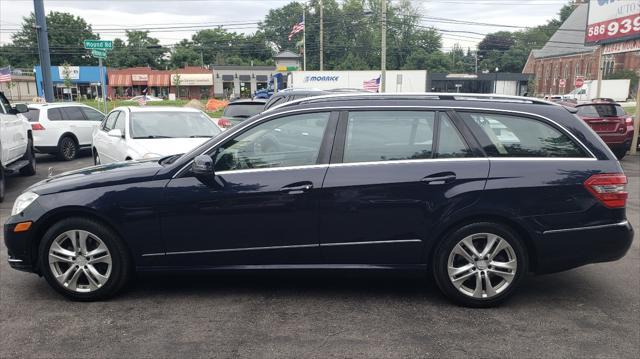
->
221, 75, 234, 81
108, 74, 132, 87
256, 75, 268, 82
148, 74, 170, 87
239, 75, 250, 81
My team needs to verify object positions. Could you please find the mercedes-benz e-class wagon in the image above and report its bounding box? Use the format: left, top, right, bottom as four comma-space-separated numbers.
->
5, 93, 633, 307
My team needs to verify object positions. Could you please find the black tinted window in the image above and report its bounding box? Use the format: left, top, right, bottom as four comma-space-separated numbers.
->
222, 104, 264, 118
24, 109, 40, 122
62, 107, 85, 121
577, 104, 625, 118
344, 111, 435, 163
81, 107, 104, 121
437, 114, 473, 158
460, 112, 586, 158
47, 108, 64, 121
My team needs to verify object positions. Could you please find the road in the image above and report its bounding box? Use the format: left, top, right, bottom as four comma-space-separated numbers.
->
1, 152, 638, 358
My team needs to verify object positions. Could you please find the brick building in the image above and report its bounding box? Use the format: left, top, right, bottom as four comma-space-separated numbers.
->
522, 3, 640, 96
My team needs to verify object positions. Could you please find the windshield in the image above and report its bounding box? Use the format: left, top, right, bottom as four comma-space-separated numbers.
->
130, 111, 222, 139
223, 103, 264, 118
577, 104, 625, 118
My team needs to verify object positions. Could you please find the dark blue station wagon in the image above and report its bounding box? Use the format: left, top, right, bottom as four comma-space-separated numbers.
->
5, 94, 633, 307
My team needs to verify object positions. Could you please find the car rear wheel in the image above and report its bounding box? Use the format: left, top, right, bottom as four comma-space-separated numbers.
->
19, 139, 36, 176
39, 217, 131, 301
57, 136, 78, 161
0, 166, 5, 203
433, 222, 527, 307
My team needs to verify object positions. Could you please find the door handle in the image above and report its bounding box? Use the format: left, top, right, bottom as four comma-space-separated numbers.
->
280, 182, 313, 194
421, 172, 456, 185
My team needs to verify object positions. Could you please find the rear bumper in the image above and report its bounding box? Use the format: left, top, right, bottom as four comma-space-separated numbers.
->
534, 220, 634, 274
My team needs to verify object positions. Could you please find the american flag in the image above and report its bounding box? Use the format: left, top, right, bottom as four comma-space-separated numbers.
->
288, 19, 305, 41
363, 76, 380, 92
0, 66, 11, 82
137, 96, 147, 106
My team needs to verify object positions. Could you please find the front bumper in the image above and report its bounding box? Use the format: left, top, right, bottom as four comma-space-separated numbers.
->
534, 220, 634, 274
4, 201, 48, 274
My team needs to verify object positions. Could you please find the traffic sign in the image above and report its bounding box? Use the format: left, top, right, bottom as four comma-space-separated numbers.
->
91, 49, 107, 59
559, 79, 566, 88
575, 76, 584, 88
84, 40, 113, 50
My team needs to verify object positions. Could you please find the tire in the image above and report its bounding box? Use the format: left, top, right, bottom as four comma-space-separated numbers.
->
38, 217, 131, 301
93, 149, 101, 165
432, 222, 528, 308
57, 136, 78, 161
0, 166, 5, 203
19, 139, 36, 176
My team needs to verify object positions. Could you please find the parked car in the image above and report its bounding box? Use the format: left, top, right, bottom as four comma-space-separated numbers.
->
92, 106, 222, 164
128, 95, 163, 102
215, 99, 266, 129
0, 92, 36, 202
575, 101, 634, 160
5, 93, 633, 307
263, 88, 368, 112
24, 103, 105, 161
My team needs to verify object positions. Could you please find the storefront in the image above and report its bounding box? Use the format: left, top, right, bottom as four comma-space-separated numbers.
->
212, 65, 277, 99
34, 65, 107, 101
107, 67, 171, 99
171, 67, 214, 99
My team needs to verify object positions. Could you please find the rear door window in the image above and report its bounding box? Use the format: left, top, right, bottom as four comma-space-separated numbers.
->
344, 111, 435, 163
47, 108, 64, 121
61, 106, 86, 122
459, 112, 587, 158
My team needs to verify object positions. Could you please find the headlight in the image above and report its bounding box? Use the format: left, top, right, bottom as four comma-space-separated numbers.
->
142, 152, 162, 159
12, 191, 39, 216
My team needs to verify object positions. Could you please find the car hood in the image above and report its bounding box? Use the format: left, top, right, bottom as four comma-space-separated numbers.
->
129, 138, 210, 157
28, 159, 164, 196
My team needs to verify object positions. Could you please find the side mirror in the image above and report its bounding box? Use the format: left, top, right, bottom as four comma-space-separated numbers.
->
192, 154, 214, 176
107, 129, 124, 138
14, 103, 28, 113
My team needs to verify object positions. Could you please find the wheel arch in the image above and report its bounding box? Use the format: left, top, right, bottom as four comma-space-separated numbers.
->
424, 213, 539, 272
58, 132, 79, 146
30, 206, 134, 273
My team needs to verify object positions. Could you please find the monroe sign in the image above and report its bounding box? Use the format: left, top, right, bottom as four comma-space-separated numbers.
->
585, 0, 640, 45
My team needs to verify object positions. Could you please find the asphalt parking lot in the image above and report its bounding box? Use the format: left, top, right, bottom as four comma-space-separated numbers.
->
1, 152, 638, 358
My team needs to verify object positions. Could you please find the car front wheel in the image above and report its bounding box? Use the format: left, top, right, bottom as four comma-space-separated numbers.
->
433, 222, 527, 307
39, 217, 131, 301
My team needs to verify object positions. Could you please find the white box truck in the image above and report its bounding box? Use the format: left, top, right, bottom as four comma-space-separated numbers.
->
287, 70, 427, 93
565, 79, 630, 102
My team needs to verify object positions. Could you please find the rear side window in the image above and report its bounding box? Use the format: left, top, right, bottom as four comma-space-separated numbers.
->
81, 107, 104, 121
47, 108, 64, 121
344, 111, 435, 163
436, 114, 473, 158
459, 112, 587, 158
62, 107, 86, 122
577, 105, 625, 118
24, 109, 40, 122
265, 96, 284, 110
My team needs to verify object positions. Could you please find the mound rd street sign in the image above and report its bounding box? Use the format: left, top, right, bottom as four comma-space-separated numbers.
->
91, 49, 107, 59
83, 40, 113, 50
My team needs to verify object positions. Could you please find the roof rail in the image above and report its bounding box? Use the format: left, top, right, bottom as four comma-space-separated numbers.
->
265, 92, 559, 113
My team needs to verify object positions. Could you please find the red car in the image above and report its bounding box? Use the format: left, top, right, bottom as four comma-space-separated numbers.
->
575, 102, 634, 160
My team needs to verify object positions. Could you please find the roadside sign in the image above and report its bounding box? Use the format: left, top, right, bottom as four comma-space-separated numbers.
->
559, 79, 566, 88
84, 40, 113, 50
575, 76, 584, 88
91, 49, 107, 59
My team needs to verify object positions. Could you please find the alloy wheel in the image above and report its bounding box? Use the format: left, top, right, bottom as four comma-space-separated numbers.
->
447, 233, 517, 299
48, 230, 112, 293
61, 138, 76, 160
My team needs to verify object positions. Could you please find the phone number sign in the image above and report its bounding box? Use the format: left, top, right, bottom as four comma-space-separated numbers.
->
586, 0, 640, 45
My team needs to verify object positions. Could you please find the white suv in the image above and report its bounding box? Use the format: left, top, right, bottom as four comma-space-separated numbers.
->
25, 103, 105, 160
0, 92, 36, 202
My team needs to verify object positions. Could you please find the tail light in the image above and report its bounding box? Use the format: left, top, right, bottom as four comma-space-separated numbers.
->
31, 123, 45, 131
584, 173, 627, 208
625, 117, 633, 125
217, 118, 232, 128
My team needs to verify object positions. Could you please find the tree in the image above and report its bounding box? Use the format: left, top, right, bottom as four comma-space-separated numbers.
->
61, 62, 73, 101
8, 11, 99, 67
258, 2, 306, 52
106, 31, 167, 69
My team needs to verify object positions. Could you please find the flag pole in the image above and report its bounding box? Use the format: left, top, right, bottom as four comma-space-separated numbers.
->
303, 9, 306, 71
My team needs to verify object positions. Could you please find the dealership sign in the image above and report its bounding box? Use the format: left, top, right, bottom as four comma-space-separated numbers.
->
602, 38, 640, 54
58, 66, 79, 80
303, 75, 340, 83
585, 0, 640, 45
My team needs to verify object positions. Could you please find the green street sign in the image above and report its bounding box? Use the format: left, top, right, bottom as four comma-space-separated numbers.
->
84, 40, 113, 50
91, 49, 107, 59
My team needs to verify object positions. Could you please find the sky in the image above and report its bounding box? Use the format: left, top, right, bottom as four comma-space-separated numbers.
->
0, 0, 572, 50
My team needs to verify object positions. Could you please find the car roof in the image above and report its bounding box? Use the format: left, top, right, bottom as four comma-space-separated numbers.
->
114, 106, 202, 112
27, 102, 94, 109
228, 99, 267, 104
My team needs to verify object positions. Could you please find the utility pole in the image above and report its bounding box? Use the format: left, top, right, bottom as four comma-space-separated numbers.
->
33, 0, 54, 102
596, 49, 603, 98
380, 0, 387, 93
303, 9, 306, 71
319, 0, 324, 71
475, 52, 478, 73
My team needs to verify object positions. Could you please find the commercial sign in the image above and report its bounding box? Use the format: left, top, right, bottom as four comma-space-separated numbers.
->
132, 74, 149, 82
290, 70, 427, 93
171, 73, 213, 86
602, 38, 640, 54
585, 0, 640, 45
83, 40, 113, 50
58, 66, 80, 80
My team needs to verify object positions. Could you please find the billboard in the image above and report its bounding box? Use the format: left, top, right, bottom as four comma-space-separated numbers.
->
585, 0, 640, 45
289, 70, 427, 93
